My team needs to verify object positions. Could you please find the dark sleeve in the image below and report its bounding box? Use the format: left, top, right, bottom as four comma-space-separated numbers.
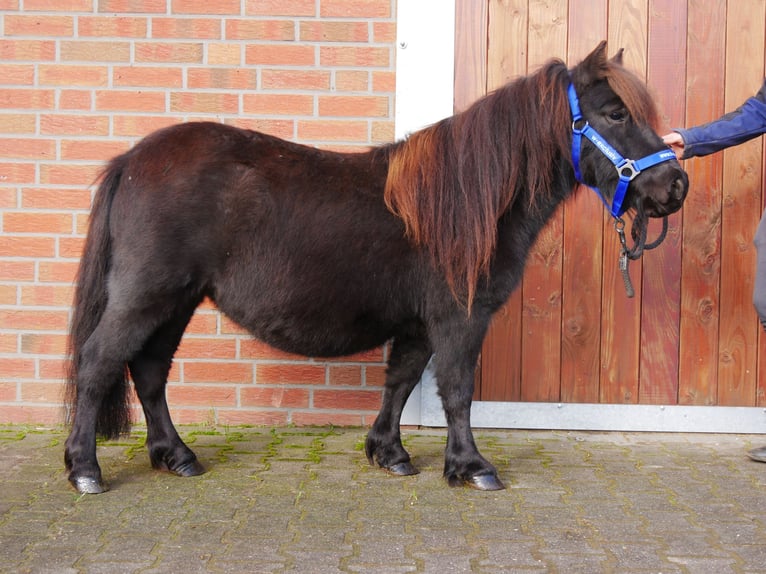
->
674, 79, 766, 159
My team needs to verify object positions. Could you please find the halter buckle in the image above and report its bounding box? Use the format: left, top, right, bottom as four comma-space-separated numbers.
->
617, 159, 640, 181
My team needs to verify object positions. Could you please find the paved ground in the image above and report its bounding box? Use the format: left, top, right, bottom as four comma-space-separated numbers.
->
1, 426, 765, 574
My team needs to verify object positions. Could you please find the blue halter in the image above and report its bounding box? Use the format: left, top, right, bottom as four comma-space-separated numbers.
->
567, 82, 676, 218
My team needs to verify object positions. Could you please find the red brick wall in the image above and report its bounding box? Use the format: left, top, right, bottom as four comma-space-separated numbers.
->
0, 0, 396, 426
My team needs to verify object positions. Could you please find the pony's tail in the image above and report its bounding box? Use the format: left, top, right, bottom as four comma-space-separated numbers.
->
65, 155, 131, 439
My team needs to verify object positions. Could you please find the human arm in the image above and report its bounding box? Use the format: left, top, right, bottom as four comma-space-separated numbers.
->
662, 79, 766, 160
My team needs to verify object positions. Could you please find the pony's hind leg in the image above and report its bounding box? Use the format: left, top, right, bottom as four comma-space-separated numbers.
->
128, 299, 205, 479
65, 304, 165, 494
365, 323, 432, 476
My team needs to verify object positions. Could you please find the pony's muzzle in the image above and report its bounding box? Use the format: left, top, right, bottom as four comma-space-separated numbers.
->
641, 165, 688, 217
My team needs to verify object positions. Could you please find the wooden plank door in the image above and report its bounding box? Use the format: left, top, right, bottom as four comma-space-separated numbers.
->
460, 0, 766, 408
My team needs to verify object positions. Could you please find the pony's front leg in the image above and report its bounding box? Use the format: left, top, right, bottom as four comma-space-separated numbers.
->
432, 322, 505, 491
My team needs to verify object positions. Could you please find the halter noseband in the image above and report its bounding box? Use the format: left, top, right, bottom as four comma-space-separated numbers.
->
567, 82, 676, 218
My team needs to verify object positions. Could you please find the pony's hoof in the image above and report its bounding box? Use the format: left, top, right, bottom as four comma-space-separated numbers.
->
71, 476, 107, 494
466, 473, 505, 491
386, 462, 420, 476
172, 459, 206, 478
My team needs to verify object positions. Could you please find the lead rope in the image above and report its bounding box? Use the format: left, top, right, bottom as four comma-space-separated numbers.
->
614, 208, 669, 298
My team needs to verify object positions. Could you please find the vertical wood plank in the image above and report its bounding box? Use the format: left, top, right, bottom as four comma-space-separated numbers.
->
601, 0, 649, 404
454, 0, 488, 111
638, 0, 687, 404
519, 0, 569, 402
560, 0, 608, 403
718, 1, 765, 406
678, 0, 726, 405
478, 0, 526, 401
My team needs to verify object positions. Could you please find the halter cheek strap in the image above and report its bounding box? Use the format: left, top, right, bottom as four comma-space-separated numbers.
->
567, 83, 676, 218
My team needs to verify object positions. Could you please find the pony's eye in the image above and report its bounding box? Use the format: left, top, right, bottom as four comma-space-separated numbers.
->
608, 109, 627, 122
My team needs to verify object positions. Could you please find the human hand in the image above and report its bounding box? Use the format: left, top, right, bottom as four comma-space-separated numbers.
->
662, 131, 685, 160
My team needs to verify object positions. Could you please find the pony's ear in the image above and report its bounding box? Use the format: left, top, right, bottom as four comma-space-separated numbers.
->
610, 48, 625, 66
575, 41, 609, 85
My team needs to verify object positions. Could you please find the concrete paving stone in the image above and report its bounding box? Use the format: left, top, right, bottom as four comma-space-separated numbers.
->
3, 426, 766, 573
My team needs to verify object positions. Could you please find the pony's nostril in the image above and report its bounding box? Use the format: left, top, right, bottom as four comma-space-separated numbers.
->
672, 177, 686, 201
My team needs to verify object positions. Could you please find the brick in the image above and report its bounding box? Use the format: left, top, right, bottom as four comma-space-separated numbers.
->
245, 44, 315, 66
78, 16, 148, 37
0, 64, 35, 85
239, 339, 305, 361
167, 408, 216, 425
313, 389, 381, 410
20, 285, 74, 307
171, 0, 240, 14
112, 115, 182, 137
226, 19, 295, 41
39, 163, 102, 186
0, 405, 62, 425
256, 364, 326, 385
320, 0, 391, 18
297, 120, 367, 142
3, 211, 72, 234
60, 140, 130, 161
373, 70, 395, 92
37, 260, 80, 283
21, 382, 66, 402
0, 310, 69, 331
113, 66, 183, 88
60, 41, 131, 62
21, 333, 69, 356
166, 384, 237, 406
0, 236, 56, 258
96, 90, 166, 112
40, 114, 110, 136
0, 138, 56, 160
176, 337, 237, 360
207, 43, 241, 65
373, 21, 396, 43
170, 92, 239, 114
320, 46, 390, 67
261, 69, 330, 91
0, 188, 17, 209
217, 409, 288, 426
183, 361, 253, 384
245, 0, 315, 17
0, 113, 35, 134
24, 0, 92, 10
187, 68, 257, 90
38, 64, 108, 87
4, 15, 74, 36
0, 89, 55, 109
334, 70, 369, 91
184, 312, 218, 335
0, 261, 36, 282
228, 118, 295, 139
0, 161, 35, 185
300, 21, 369, 42
38, 358, 67, 380
59, 90, 93, 110
242, 93, 313, 116
98, 0, 166, 13
0, 40, 56, 61
0, 382, 16, 401
0, 333, 18, 353
329, 365, 362, 386
319, 95, 389, 117
364, 365, 387, 387
371, 120, 394, 143
135, 42, 203, 63
0, 286, 17, 306
152, 17, 222, 39
240, 387, 310, 408
59, 236, 85, 258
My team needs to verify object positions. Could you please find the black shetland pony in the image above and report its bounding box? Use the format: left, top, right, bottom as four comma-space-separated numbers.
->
65, 42, 688, 494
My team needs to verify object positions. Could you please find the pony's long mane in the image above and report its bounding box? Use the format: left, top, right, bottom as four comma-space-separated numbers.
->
384, 54, 659, 309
